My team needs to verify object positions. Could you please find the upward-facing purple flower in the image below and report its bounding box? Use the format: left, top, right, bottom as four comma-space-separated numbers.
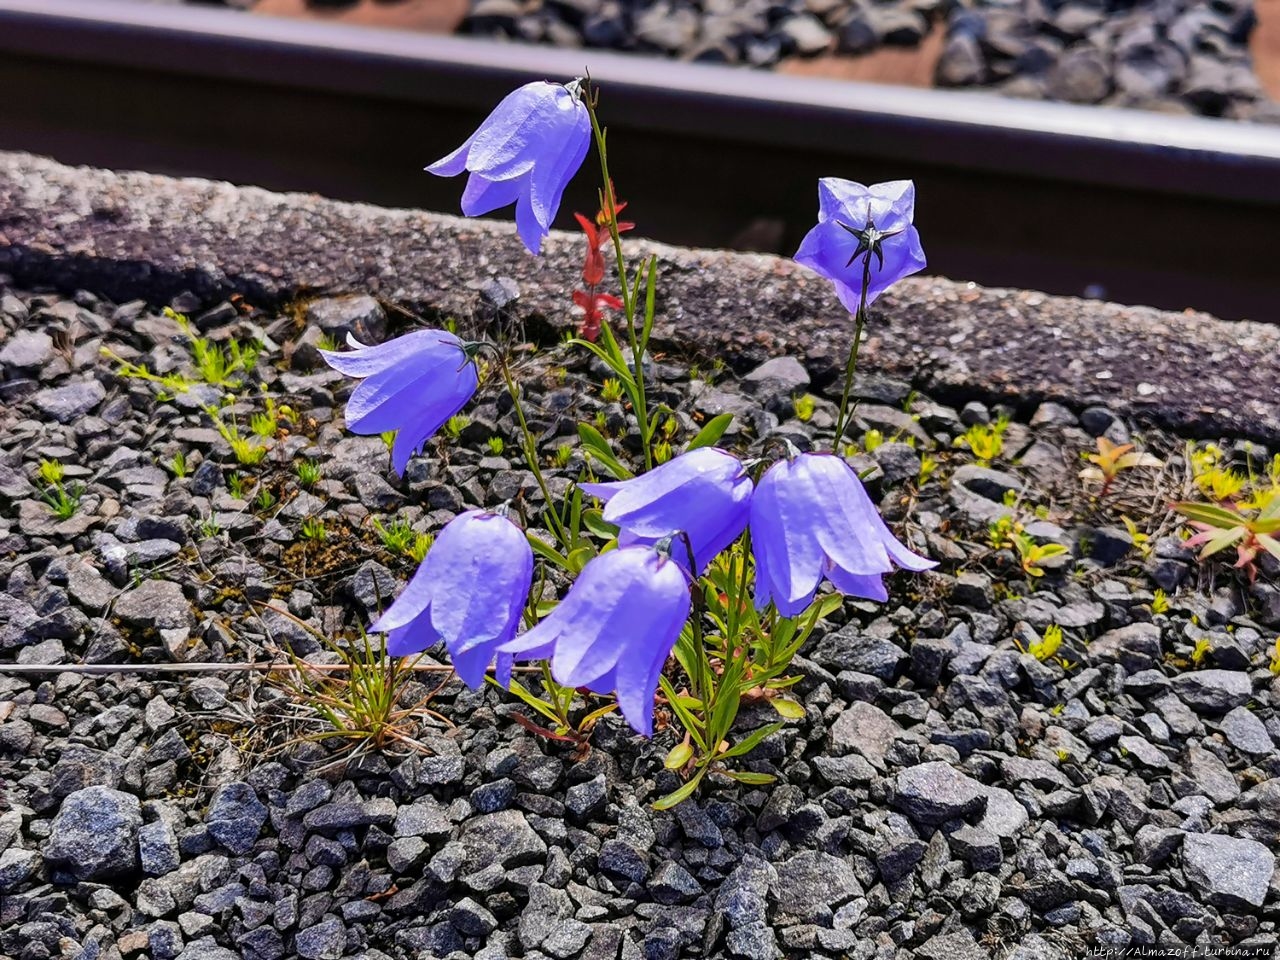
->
794, 178, 926, 313
499, 545, 691, 736
750, 452, 935, 617
321, 329, 478, 475
427, 80, 591, 256
579, 448, 752, 572
371, 509, 532, 688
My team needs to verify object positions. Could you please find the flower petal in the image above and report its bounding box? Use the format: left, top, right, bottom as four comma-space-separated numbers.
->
461, 172, 526, 218
320, 329, 453, 379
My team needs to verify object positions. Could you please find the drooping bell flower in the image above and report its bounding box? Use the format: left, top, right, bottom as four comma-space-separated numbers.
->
750, 452, 934, 617
794, 178, 926, 313
579, 447, 753, 573
499, 545, 691, 736
427, 80, 591, 256
371, 509, 533, 688
321, 329, 479, 475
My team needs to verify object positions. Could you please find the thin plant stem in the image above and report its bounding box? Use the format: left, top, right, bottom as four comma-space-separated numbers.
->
496, 352, 571, 549
832, 254, 873, 454
584, 86, 654, 471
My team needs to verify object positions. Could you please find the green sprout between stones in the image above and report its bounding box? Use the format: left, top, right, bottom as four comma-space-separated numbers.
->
1016, 623, 1063, 663
444, 415, 470, 440
406, 532, 433, 564
35, 458, 83, 521
380, 431, 396, 453
373, 517, 419, 557
168, 451, 190, 478
486, 437, 506, 456
250, 411, 278, 439
793, 394, 816, 423
553, 444, 574, 469
862, 428, 884, 453
317, 332, 341, 352
296, 460, 322, 488
1079, 436, 1163, 496
1191, 637, 1213, 667
1151, 589, 1170, 615
955, 415, 1009, 466
600, 377, 625, 403
197, 515, 222, 540
255, 486, 276, 512
227, 472, 247, 501
300, 517, 327, 542
918, 452, 939, 486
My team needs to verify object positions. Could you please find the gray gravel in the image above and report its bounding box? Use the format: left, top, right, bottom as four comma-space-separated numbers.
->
2, 273, 1279, 959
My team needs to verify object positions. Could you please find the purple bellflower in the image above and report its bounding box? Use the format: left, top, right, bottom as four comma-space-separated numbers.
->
321, 329, 479, 476
579, 447, 753, 573
794, 178, 926, 313
750, 452, 935, 617
371, 509, 532, 689
499, 545, 691, 736
427, 80, 591, 256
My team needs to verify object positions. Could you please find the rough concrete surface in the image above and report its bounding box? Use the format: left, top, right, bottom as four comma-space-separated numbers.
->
0, 150, 1275, 442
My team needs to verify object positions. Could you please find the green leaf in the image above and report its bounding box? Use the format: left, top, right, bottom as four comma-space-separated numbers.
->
577, 423, 633, 480
641, 257, 658, 351
566, 337, 634, 387
581, 508, 620, 540
527, 533, 571, 572
566, 545, 596, 574
659, 675, 707, 752
686, 413, 733, 452
725, 770, 776, 785
719, 721, 783, 760
1199, 525, 1247, 559
1258, 534, 1280, 562
500, 677, 563, 725
664, 741, 694, 770
652, 768, 706, 810
769, 698, 805, 720
1173, 501, 1246, 530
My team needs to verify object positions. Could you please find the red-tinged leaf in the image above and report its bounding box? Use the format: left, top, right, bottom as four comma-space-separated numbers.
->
1172, 501, 1245, 530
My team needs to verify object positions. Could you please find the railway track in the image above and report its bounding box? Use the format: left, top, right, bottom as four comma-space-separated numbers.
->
1, 0, 1278, 321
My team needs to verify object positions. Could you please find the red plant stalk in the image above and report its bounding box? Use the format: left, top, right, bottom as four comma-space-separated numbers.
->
572, 185, 634, 341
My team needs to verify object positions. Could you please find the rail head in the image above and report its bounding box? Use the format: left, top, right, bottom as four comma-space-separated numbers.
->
2, 0, 1279, 205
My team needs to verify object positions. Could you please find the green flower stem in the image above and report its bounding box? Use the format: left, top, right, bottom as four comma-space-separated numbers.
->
584, 87, 654, 472
496, 353, 570, 549
831, 254, 873, 454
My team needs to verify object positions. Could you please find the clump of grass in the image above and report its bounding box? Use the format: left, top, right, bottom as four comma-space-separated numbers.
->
168, 451, 190, 478
553, 444, 573, 469
1151, 588, 1170, 615
296, 460, 322, 488
955, 415, 1009, 466
197, 515, 222, 539
373, 517, 418, 556
444, 415, 470, 439
601, 378, 624, 403
167, 308, 260, 388
407, 532, 433, 563
274, 617, 453, 763
255, 486, 276, 512
487, 436, 505, 456
35, 459, 83, 520
300, 517, 327, 541
228, 472, 247, 501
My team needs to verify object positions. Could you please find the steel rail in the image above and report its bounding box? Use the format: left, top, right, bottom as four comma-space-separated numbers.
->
0, 0, 1277, 319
